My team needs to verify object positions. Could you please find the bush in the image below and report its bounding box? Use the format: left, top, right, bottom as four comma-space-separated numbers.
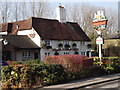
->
2, 63, 68, 89
24, 60, 44, 65
112, 65, 120, 73
2, 64, 32, 88
93, 57, 120, 74
74, 65, 106, 80
104, 45, 120, 57
8, 61, 23, 65
44, 55, 93, 73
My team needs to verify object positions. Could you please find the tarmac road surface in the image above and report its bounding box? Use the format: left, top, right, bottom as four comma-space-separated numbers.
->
84, 79, 120, 89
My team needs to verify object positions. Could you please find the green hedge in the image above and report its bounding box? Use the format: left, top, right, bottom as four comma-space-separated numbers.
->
73, 65, 106, 80
2, 64, 68, 89
92, 57, 120, 74
2, 58, 120, 89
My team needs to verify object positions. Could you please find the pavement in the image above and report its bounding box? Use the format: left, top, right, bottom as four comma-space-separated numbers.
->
42, 73, 120, 89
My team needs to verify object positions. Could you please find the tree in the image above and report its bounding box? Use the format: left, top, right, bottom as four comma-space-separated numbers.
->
0, 1, 11, 23
104, 45, 120, 57
20, 1, 29, 20
11, 2, 21, 21
103, 9, 118, 38
65, 3, 118, 50
29, 0, 50, 18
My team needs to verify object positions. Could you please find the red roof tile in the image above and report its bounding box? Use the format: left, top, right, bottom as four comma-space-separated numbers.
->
0, 20, 27, 34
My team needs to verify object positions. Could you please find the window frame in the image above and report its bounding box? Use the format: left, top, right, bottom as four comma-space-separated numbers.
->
45, 40, 51, 46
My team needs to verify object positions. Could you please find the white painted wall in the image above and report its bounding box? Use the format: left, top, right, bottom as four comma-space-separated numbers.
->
18, 28, 40, 47
17, 28, 91, 60
0, 32, 7, 35
40, 40, 91, 60
56, 6, 66, 22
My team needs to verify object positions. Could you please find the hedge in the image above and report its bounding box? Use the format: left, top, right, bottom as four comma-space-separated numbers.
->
92, 57, 120, 74
2, 64, 68, 89
2, 56, 120, 89
44, 55, 93, 73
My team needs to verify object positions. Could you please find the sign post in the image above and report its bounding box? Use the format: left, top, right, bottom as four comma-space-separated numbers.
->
92, 11, 107, 64
96, 36, 103, 61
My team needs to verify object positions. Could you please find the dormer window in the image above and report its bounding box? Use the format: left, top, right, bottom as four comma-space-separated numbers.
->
58, 43, 63, 47
72, 43, 77, 47
64, 44, 70, 48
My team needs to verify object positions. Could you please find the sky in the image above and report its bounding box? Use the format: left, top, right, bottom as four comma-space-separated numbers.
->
0, 0, 118, 10
1, 0, 119, 2
0, 0, 119, 22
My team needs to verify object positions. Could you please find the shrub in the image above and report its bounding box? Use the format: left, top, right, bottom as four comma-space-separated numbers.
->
2, 64, 32, 88
104, 45, 120, 57
112, 65, 120, 73
72, 65, 106, 80
8, 61, 23, 65
2, 64, 68, 89
24, 60, 44, 65
44, 55, 93, 73
93, 57, 120, 74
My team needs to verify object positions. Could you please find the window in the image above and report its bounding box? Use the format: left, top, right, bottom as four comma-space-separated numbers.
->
58, 43, 63, 47
28, 51, 31, 57
81, 52, 85, 56
48, 53, 50, 56
81, 41, 85, 45
64, 52, 69, 55
87, 44, 92, 49
72, 43, 77, 47
75, 52, 79, 55
63, 41, 69, 44
54, 51, 59, 55
22, 51, 31, 58
45, 53, 47, 56
22, 51, 27, 57
45, 53, 50, 56
45, 40, 50, 46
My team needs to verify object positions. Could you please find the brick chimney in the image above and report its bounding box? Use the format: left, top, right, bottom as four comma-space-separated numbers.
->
56, 6, 66, 23
7, 23, 13, 34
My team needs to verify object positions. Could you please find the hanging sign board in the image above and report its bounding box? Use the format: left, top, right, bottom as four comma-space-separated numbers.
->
29, 29, 36, 38
92, 11, 107, 30
92, 20, 107, 26
96, 37, 103, 44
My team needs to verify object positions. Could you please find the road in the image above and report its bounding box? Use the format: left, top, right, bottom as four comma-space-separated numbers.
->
83, 80, 120, 89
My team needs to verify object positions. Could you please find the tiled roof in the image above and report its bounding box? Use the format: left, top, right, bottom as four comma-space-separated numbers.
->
65, 22, 91, 41
0, 23, 8, 32
0, 20, 27, 34
0, 17, 91, 41
1, 35, 40, 49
